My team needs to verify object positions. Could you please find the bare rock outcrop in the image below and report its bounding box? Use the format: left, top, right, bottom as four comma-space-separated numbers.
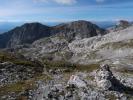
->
95, 64, 133, 94
95, 64, 114, 90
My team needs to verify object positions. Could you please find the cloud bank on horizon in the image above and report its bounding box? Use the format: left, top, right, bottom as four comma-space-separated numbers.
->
0, 0, 132, 22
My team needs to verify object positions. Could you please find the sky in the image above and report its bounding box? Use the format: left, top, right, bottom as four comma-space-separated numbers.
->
0, 0, 133, 22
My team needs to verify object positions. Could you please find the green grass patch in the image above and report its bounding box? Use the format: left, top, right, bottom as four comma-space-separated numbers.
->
12, 60, 35, 66
43, 60, 99, 72
105, 94, 117, 100
75, 64, 100, 72
0, 52, 16, 62
0, 51, 43, 68
0, 81, 35, 96
43, 60, 76, 69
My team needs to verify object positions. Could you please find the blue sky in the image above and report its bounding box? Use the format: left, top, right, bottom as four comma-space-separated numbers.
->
0, 0, 133, 22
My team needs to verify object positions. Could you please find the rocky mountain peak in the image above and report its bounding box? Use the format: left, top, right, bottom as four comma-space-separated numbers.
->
0, 22, 51, 48
118, 20, 130, 27
21, 22, 50, 29
66, 20, 96, 26
109, 20, 131, 32
53, 20, 106, 41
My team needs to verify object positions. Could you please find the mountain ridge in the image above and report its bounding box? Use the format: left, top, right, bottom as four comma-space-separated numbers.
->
0, 20, 106, 48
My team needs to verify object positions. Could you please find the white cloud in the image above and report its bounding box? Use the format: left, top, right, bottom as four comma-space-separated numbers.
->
33, 0, 48, 3
34, 0, 77, 5
53, 0, 77, 5
96, 0, 105, 3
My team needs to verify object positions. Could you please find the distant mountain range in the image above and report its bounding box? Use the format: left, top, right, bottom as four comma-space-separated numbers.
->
0, 22, 60, 34
0, 21, 116, 34
0, 20, 132, 49
0, 20, 106, 48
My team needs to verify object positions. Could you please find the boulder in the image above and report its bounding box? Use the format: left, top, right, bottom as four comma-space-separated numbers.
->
95, 64, 133, 93
67, 75, 87, 88
95, 64, 114, 90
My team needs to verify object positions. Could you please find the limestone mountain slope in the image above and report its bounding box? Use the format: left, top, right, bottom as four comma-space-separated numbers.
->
20, 25, 133, 66
69, 25, 133, 64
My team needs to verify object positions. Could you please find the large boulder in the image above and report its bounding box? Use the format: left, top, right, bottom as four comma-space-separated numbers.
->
95, 64, 133, 93
95, 64, 115, 90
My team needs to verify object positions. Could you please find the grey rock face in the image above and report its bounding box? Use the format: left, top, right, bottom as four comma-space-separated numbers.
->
52, 20, 106, 41
7, 23, 51, 48
0, 23, 51, 48
68, 25, 133, 64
